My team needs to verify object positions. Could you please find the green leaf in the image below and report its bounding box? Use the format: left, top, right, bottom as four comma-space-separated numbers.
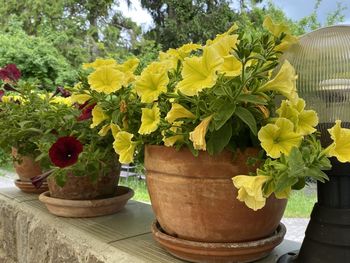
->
207, 122, 232, 155
237, 94, 267, 105
213, 103, 236, 130
234, 106, 257, 135
54, 172, 67, 187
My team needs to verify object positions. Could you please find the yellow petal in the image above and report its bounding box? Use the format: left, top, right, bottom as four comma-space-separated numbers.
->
258, 118, 302, 158
113, 131, 136, 164
70, 94, 92, 104
90, 105, 107, 128
218, 55, 242, 77
138, 104, 161, 135
115, 57, 139, 73
88, 66, 125, 94
189, 115, 213, 151
258, 60, 298, 100
111, 123, 121, 139
165, 103, 196, 124
177, 46, 224, 96
83, 58, 117, 70
98, 124, 111, 136
232, 175, 270, 211
327, 120, 350, 162
135, 62, 169, 103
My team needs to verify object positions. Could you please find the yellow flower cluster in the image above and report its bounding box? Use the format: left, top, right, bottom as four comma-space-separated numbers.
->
87, 57, 139, 94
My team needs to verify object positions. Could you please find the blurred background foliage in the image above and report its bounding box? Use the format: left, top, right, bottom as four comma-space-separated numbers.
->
0, 0, 346, 88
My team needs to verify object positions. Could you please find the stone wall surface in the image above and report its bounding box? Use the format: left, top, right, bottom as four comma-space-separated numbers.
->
0, 195, 143, 263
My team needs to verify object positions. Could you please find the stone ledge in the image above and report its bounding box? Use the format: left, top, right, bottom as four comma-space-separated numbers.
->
0, 194, 144, 263
0, 186, 301, 263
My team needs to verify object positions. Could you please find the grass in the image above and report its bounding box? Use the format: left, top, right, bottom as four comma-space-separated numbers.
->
120, 176, 317, 218
284, 190, 316, 218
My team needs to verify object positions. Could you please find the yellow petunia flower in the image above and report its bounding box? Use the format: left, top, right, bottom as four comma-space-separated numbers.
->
49, 97, 72, 106
258, 60, 298, 100
159, 51, 178, 71
209, 34, 238, 57
2, 95, 25, 103
98, 124, 111, 136
83, 58, 117, 70
162, 121, 184, 147
134, 62, 169, 103
263, 16, 298, 52
177, 46, 224, 96
138, 104, 161, 135
165, 103, 196, 124
70, 94, 92, 104
113, 131, 136, 164
232, 175, 270, 211
258, 118, 303, 158
325, 120, 350, 163
111, 123, 121, 139
277, 98, 319, 135
90, 105, 108, 128
115, 57, 139, 73
189, 115, 213, 151
168, 43, 202, 61
219, 55, 242, 77
88, 66, 125, 94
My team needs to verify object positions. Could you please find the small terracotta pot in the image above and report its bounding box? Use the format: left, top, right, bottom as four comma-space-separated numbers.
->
47, 162, 121, 200
145, 145, 287, 243
12, 148, 42, 181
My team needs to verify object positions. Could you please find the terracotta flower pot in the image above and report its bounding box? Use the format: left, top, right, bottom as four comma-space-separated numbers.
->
145, 145, 287, 243
12, 148, 42, 181
47, 162, 121, 200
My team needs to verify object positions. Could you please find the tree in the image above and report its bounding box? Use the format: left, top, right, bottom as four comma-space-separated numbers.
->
141, 0, 239, 50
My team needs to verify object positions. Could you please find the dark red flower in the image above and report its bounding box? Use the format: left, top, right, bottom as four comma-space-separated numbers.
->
52, 86, 71, 98
0, 90, 4, 102
49, 136, 83, 168
77, 102, 96, 121
0, 64, 21, 82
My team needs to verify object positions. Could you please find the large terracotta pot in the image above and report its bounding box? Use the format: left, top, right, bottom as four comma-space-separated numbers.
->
47, 162, 121, 200
145, 145, 287, 243
12, 148, 42, 181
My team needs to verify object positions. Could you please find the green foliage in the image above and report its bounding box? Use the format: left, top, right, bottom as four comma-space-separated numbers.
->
141, 0, 239, 50
0, 25, 77, 88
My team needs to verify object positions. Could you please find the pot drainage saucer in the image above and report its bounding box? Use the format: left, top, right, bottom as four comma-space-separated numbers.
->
39, 186, 134, 218
15, 179, 48, 194
152, 221, 286, 263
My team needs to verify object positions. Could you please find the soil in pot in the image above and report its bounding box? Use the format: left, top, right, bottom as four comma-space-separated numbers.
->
145, 145, 287, 243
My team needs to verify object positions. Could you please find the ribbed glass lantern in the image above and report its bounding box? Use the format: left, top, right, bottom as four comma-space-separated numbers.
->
285, 25, 350, 144
279, 26, 350, 263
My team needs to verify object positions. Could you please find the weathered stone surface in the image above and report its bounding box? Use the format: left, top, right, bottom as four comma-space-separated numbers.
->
0, 195, 144, 263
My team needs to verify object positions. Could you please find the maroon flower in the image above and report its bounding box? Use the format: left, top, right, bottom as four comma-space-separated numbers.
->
49, 136, 83, 168
0, 64, 21, 82
52, 86, 71, 98
77, 102, 96, 121
0, 90, 4, 102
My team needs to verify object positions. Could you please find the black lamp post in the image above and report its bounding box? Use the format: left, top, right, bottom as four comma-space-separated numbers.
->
278, 26, 350, 262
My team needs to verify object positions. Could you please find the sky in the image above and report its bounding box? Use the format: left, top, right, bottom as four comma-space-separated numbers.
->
118, 0, 350, 30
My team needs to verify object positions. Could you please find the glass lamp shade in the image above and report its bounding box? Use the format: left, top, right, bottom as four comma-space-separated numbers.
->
284, 25, 350, 145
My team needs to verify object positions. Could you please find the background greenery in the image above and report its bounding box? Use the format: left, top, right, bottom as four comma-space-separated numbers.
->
0, 0, 346, 90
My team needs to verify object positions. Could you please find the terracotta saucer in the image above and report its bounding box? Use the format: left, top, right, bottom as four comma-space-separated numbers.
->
39, 186, 134, 218
152, 221, 286, 263
15, 179, 49, 194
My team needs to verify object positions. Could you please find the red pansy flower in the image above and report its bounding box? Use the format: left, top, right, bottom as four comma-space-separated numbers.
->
77, 102, 96, 121
0, 64, 21, 82
49, 136, 83, 168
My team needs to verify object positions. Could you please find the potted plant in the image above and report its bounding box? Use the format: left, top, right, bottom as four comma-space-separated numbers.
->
29, 84, 134, 218
0, 65, 67, 193
73, 17, 350, 262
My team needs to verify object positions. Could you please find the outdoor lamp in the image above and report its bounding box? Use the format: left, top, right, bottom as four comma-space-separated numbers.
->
278, 25, 350, 262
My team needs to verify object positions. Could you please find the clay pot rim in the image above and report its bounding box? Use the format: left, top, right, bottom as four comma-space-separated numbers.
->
14, 179, 48, 194
39, 186, 134, 207
152, 221, 286, 249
